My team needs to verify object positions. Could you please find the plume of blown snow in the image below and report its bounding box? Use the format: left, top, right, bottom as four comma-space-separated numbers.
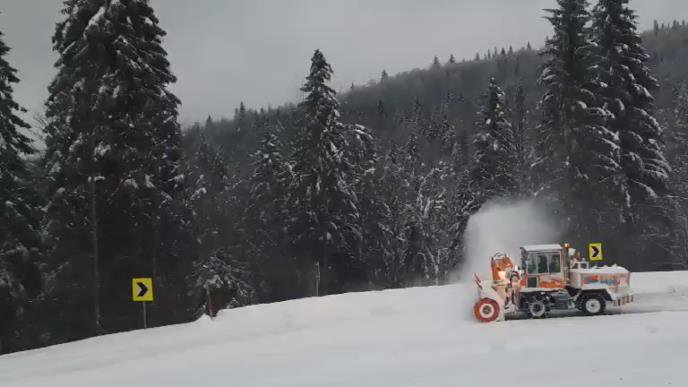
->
461, 199, 562, 279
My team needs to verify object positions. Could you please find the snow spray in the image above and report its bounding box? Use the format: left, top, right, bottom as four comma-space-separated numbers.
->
461, 199, 561, 279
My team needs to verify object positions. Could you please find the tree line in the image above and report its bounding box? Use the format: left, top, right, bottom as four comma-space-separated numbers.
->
1, 0, 687, 354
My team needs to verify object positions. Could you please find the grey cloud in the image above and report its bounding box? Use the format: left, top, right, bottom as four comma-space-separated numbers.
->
0, 0, 686, 127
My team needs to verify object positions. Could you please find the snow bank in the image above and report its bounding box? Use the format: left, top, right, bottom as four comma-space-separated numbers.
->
1, 272, 686, 387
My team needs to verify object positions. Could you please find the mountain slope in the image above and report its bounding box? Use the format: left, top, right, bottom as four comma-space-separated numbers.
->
2, 271, 687, 387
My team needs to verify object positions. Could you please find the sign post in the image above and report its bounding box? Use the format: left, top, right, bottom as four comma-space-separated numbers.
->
132, 277, 154, 329
588, 242, 603, 262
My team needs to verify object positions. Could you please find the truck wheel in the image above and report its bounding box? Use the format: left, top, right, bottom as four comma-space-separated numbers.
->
581, 294, 606, 316
527, 298, 547, 318
474, 298, 500, 323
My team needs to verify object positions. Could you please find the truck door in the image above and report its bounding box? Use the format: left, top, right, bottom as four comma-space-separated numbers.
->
526, 252, 565, 289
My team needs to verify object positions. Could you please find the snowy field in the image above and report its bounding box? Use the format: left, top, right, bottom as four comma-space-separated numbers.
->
1, 271, 687, 387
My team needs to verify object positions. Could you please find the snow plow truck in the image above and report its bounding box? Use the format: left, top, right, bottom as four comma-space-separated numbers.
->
473, 243, 633, 322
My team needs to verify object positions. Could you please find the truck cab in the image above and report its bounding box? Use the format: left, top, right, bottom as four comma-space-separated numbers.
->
520, 244, 566, 290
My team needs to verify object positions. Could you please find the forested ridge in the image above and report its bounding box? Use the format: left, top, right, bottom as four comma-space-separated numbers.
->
1, 0, 687, 354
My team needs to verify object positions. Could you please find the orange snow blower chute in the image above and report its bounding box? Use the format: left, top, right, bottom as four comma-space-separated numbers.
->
489, 253, 516, 282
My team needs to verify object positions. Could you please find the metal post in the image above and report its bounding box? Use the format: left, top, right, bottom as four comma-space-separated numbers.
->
142, 301, 147, 329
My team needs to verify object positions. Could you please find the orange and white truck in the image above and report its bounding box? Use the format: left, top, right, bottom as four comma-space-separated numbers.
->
473, 243, 634, 322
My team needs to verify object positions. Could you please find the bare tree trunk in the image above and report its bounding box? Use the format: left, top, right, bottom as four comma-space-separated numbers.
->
90, 176, 101, 334
150, 212, 160, 326
321, 232, 328, 295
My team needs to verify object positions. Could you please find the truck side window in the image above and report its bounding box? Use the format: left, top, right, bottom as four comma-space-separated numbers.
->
537, 254, 548, 273
527, 254, 537, 274
549, 254, 561, 273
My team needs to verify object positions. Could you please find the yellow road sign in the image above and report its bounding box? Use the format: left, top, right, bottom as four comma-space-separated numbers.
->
132, 278, 154, 302
588, 242, 603, 261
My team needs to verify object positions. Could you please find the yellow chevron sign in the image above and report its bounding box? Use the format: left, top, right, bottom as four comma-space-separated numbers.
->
132, 278, 154, 302
588, 243, 603, 262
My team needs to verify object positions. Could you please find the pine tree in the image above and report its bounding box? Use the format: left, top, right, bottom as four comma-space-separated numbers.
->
396, 133, 437, 285
41, 0, 196, 340
592, 0, 673, 268
669, 82, 688, 264
376, 99, 386, 116
536, 0, 626, 243
380, 69, 389, 82
0, 30, 41, 353
513, 83, 529, 190
376, 144, 406, 286
344, 124, 396, 287
205, 115, 214, 131
286, 50, 362, 295
448, 54, 456, 64
592, 0, 670, 204
432, 56, 441, 68
471, 77, 516, 200
237, 101, 247, 131
188, 140, 255, 314
245, 130, 292, 300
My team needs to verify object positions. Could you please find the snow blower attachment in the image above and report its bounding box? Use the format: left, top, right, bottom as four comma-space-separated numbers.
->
473, 244, 633, 322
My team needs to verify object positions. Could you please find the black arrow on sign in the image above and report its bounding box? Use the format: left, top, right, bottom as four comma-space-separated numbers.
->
137, 282, 148, 298
592, 245, 600, 258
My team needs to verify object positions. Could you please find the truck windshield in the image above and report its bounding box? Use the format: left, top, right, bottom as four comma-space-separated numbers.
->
549, 254, 561, 272
537, 254, 548, 273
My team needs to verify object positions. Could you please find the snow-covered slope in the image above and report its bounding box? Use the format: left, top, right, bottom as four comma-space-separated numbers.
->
2, 271, 687, 387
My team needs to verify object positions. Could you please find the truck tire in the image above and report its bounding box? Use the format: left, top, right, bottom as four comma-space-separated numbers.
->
527, 298, 547, 319
580, 293, 606, 316
474, 298, 500, 323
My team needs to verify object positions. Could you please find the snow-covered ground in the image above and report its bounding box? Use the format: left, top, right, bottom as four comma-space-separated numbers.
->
1, 271, 687, 387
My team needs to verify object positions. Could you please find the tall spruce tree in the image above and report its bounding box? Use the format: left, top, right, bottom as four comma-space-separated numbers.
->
344, 124, 395, 288
188, 140, 255, 315
669, 82, 688, 265
536, 0, 626, 243
0, 31, 41, 353
41, 0, 195, 341
471, 77, 516, 200
513, 83, 529, 190
245, 130, 293, 300
592, 0, 673, 267
376, 144, 406, 287
592, 0, 670, 203
286, 50, 362, 295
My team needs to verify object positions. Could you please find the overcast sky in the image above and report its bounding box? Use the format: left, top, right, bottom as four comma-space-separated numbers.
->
1, 0, 686, 127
